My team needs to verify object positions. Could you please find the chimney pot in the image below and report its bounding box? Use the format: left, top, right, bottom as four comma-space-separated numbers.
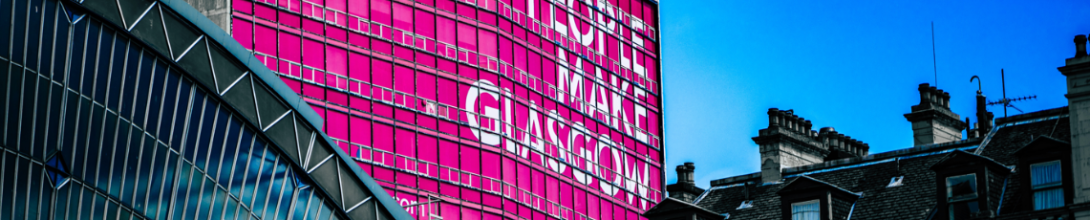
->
1076, 35, 1087, 58
942, 92, 951, 109
768, 108, 780, 127
820, 127, 835, 133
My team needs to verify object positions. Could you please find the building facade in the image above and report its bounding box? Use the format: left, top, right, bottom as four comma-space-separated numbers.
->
643, 35, 1090, 220
0, 0, 411, 219
229, 0, 666, 219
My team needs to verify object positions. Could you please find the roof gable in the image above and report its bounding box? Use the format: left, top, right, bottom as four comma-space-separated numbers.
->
929, 150, 1011, 174
1013, 135, 1071, 156
643, 197, 721, 217
777, 176, 861, 201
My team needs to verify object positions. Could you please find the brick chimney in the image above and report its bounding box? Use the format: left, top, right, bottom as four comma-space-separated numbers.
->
666, 162, 704, 203
1059, 34, 1090, 213
904, 83, 966, 146
754, 109, 869, 183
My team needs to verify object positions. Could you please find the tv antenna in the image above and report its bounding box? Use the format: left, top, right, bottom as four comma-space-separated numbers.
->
986, 69, 1036, 117
932, 22, 938, 87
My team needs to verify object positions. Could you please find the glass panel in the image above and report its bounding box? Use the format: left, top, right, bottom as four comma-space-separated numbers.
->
82, 105, 104, 184
946, 174, 977, 202
171, 162, 196, 220
145, 59, 164, 134
108, 121, 131, 196
131, 134, 157, 212
227, 131, 254, 196
54, 180, 73, 218
119, 44, 141, 118
216, 118, 245, 183
205, 112, 232, 177
187, 100, 214, 166
149, 146, 179, 220
1031, 160, 1062, 188
132, 50, 154, 126
170, 79, 196, 149
270, 161, 294, 220
790, 200, 819, 220
1034, 188, 1064, 210
210, 188, 228, 219
224, 195, 240, 220
195, 178, 217, 220
252, 155, 279, 217
157, 66, 179, 139
94, 111, 120, 190
61, 91, 81, 155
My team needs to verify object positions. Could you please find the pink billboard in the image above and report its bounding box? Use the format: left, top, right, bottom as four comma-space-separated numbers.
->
231, 0, 662, 219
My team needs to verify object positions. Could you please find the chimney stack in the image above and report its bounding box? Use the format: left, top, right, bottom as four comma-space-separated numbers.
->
904, 83, 966, 146
755, 109, 869, 183
666, 162, 704, 203
1059, 33, 1090, 206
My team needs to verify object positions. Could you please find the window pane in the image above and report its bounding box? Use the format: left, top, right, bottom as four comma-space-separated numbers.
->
946, 174, 977, 201
1034, 188, 1064, 210
1031, 160, 1062, 188
790, 200, 819, 220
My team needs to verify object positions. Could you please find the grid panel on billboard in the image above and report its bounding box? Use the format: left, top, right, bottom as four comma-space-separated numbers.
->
233, 0, 663, 218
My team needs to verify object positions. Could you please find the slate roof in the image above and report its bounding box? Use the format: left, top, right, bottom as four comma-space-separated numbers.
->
676, 107, 1070, 219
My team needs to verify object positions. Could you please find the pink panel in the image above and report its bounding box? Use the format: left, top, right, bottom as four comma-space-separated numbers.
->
372, 59, 392, 88
302, 83, 324, 99
371, 0, 392, 25
327, 110, 348, 140
439, 140, 458, 167
462, 207, 481, 219
395, 128, 416, 157
348, 0, 368, 18
417, 134, 437, 163
437, 78, 456, 106
479, 30, 497, 57
416, 71, 436, 100
374, 123, 393, 152
231, 18, 253, 50
461, 145, 479, 174
441, 202, 459, 220
279, 32, 300, 63
232, 0, 251, 14
436, 17, 455, 45
255, 4, 276, 21
394, 65, 414, 93
278, 11, 300, 28
326, 0, 345, 12
456, 22, 477, 51
348, 52, 370, 81
393, 3, 413, 31
303, 39, 324, 69
327, 46, 347, 74
498, 36, 511, 65
414, 10, 435, 38
350, 116, 371, 146
255, 25, 277, 57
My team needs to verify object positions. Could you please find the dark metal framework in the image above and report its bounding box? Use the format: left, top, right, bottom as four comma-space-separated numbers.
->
0, 0, 411, 219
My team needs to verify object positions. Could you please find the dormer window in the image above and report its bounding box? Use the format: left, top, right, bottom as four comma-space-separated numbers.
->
946, 173, 979, 219
790, 200, 820, 220
1030, 160, 1063, 210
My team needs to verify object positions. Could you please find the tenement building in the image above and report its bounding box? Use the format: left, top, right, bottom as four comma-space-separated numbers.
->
0, 0, 412, 219
643, 35, 1090, 220
230, 0, 666, 219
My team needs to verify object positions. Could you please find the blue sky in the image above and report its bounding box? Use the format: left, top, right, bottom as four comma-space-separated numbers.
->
661, 0, 1090, 188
